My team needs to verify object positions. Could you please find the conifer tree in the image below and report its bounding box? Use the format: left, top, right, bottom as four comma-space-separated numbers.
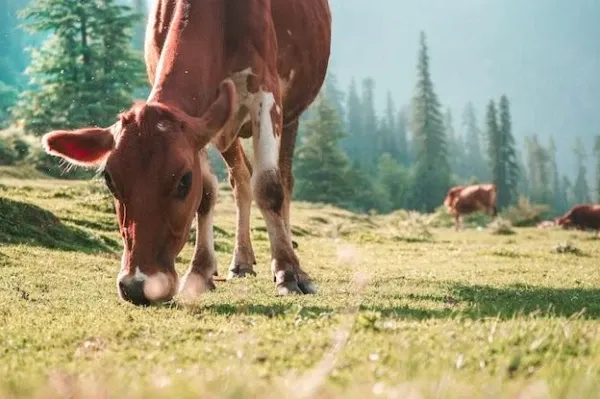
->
378, 92, 399, 161
410, 31, 450, 212
14, 0, 146, 135
498, 95, 519, 207
342, 78, 362, 163
444, 108, 467, 181
572, 137, 591, 204
360, 77, 378, 169
396, 107, 410, 166
294, 95, 352, 206
594, 135, 600, 202
487, 96, 519, 210
525, 135, 551, 206
461, 102, 487, 181
376, 153, 411, 210
548, 137, 565, 213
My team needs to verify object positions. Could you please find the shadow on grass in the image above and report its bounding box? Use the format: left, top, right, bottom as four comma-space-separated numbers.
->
0, 197, 117, 253
364, 282, 600, 320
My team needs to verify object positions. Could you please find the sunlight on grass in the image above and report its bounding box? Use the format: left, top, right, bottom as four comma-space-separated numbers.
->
1, 170, 600, 398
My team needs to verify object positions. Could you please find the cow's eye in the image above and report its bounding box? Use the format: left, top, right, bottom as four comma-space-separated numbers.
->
176, 172, 192, 200
102, 171, 117, 197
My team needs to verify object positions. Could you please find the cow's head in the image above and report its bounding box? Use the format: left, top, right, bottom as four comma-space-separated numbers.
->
555, 216, 572, 229
443, 186, 463, 213
42, 80, 236, 306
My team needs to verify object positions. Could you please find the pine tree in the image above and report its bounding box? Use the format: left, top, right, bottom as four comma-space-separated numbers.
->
572, 137, 591, 204
444, 108, 467, 182
594, 135, 600, 202
376, 153, 411, 210
548, 137, 565, 213
342, 78, 362, 163
498, 95, 519, 207
461, 102, 487, 182
486, 100, 503, 200
410, 31, 450, 212
378, 91, 399, 160
294, 94, 352, 206
396, 107, 410, 166
525, 135, 552, 206
360, 77, 378, 169
324, 72, 345, 125
14, 0, 146, 135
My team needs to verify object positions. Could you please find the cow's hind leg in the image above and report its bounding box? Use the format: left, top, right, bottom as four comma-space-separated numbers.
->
279, 119, 299, 248
221, 138, 257, 279
179, 152, 219, 300
250, 89, 315, 295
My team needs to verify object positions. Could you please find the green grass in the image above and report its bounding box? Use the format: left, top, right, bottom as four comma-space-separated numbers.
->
1, 167, 600, 398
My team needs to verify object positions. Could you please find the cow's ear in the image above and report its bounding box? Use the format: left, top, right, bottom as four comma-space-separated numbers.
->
42, 127, 114, 167
185, 79, 237, 150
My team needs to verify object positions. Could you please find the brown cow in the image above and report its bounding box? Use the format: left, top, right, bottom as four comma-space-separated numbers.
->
443, 184, 498, 230
41, 0, 331, 305
555, 204, 600, 236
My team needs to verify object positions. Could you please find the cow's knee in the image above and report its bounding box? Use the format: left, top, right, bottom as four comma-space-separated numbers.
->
253, 169, 284, 213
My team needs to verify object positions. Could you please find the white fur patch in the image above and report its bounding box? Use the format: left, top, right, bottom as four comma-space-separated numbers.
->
251, 90, 279, 179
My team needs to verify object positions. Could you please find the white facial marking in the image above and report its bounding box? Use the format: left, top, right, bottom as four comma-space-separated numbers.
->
275, 105, 281, 115
134, 267, 149, 281
251, 90, 279, 178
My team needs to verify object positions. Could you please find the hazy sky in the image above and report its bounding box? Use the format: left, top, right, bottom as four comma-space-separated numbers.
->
328, 0, 600, 176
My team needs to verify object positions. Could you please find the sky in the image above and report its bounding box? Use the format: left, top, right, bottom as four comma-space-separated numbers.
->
327, 0, 600, 177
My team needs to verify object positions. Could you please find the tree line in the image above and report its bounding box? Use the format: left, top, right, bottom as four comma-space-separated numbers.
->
0, 1, 598, 216
291, 32, 599, 215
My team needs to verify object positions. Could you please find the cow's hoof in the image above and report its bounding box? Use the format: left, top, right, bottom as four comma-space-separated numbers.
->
298, 280, 317, 295
227, 265, 257, 280
277, 281, 304, 295
178, 271, 215, 303
292, 240, 299, 249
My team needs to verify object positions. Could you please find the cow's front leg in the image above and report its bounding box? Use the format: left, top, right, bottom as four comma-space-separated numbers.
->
221, 139, 257, 279
250, 87, 315, 295
179, 155, 219, 301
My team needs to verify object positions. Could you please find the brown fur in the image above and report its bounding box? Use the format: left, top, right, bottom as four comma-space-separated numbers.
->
41, 0, 331, 304
555, 204, 600, 235
443, 184, 498, 230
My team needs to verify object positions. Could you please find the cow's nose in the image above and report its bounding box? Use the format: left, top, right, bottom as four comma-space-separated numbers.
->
117, 272, 176, 306
117, 277, 151, 306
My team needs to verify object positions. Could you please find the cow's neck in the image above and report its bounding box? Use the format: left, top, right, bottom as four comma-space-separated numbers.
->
147, 1, 225, 118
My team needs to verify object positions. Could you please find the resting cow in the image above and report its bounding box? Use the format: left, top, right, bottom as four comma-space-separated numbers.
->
555, 204, 600, 236
41, 0, 332, 305
443, 184, 498, 230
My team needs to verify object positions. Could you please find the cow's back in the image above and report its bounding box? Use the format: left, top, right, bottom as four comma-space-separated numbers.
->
571, 205, 600, 229
271, 0, 331, 123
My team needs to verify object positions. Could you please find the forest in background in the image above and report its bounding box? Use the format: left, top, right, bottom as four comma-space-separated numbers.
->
1, 0, 599, 220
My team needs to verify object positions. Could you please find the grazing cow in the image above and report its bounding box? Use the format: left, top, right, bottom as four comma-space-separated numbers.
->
41, 0, 331, 305
443, 184, 497, 230
555, 204, 600, 236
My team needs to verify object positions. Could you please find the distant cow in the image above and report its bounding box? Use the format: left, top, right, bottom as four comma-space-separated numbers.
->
443, 184, 497, 230
555, 204, 600, 236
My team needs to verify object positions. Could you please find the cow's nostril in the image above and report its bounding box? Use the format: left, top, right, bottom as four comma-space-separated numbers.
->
117, 278, 151, 306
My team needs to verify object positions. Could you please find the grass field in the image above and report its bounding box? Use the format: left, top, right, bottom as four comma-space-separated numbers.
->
1, 167, 600, 398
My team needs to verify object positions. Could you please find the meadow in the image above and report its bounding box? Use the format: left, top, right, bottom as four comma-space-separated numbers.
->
1, 166, 600, 399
